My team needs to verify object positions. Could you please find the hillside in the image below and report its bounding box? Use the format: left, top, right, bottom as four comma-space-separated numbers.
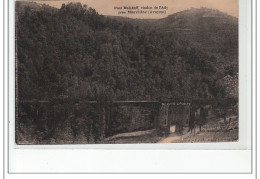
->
15, 2, 238, 144
155, 8, 238, 67
108, 7, 238, 67
16, 2, 238, 101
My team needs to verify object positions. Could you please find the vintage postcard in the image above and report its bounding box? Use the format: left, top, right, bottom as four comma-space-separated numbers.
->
15, 0, 239, 145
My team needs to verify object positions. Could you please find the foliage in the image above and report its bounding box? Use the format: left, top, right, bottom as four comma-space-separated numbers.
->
15, 2, 238, 143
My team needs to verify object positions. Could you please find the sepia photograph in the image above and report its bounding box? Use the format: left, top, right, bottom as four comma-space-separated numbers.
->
15, 0, 239, 145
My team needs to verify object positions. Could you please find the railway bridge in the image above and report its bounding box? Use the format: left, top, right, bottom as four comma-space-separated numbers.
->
18, 98, 237, 141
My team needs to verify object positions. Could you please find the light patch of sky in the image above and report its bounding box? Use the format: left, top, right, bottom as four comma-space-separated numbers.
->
34, 0, 238, 19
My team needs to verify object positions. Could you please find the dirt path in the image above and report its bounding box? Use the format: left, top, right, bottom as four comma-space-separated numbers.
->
102, 115, 238, 144
103, 129, 156, 141
158, 134, 182, 143
158, 115, 239, 143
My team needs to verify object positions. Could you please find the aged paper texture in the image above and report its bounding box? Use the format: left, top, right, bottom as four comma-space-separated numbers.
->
15, 0, 238, 144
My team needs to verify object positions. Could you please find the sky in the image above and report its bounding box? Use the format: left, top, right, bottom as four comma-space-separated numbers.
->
34, 0, 238, 19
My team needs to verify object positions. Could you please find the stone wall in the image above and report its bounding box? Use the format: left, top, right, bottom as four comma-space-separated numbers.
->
156, 103, 191, 135
110, 105, 158, 135
168, 105, 190, 126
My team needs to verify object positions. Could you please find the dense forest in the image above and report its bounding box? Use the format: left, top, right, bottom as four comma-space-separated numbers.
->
16, 2, 238, 101
15, 2, 238, 144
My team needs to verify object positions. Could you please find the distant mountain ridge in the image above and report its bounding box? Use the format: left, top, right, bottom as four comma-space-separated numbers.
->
156, 7, 238, 64
16, 1, 238, 101
107, 7, 238, 67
